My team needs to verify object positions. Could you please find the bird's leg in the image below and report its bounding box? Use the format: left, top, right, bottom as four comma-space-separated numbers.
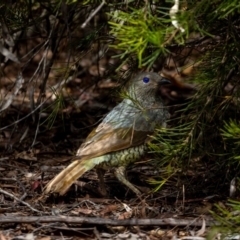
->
114, 166, 141, 195
96, 168, 107, 196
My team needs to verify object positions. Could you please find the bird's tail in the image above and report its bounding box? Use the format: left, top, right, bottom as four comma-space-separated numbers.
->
44, 159, 95, 195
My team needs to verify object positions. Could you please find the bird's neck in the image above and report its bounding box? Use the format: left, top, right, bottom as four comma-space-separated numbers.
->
127, 88, 163, 108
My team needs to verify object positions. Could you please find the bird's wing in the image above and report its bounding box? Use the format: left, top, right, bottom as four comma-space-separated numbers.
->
77, 122, 152, 160
76, 98, 164, 160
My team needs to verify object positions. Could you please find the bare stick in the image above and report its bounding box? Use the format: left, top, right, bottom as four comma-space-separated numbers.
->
0, 215, 218, 227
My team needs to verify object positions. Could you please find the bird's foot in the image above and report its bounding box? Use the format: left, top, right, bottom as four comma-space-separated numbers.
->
114, 166, 141, 196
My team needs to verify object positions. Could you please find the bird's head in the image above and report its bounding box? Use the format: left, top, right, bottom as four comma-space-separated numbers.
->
127, 72, 171, 101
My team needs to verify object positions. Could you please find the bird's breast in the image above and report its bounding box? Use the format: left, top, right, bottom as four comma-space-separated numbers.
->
97, 144, 147, 169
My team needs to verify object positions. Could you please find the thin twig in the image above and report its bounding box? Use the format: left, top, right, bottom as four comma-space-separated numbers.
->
94, 227, 102, 240
0, 95, 50, 131
81, 1, 105, 29
0, 188, 44, 214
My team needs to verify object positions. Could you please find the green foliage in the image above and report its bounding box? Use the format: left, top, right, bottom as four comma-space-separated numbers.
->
149, 47, 240, 191
107, 0, 240, 69
222, 120, 240, 142
149, 121, 194, 166
222, 121, 240, 161
208, 199, 240, 239
109, 5, 187, 68
216, 0, 240, 18
148, 121, 194, 191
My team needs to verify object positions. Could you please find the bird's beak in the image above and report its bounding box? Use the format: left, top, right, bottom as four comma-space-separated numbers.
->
159, 77, 171, 85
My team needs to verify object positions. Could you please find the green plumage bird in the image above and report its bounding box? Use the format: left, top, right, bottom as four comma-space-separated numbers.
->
45, 72, 170, 195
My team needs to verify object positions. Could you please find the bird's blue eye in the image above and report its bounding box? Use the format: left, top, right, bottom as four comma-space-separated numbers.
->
143, 77, 149, 83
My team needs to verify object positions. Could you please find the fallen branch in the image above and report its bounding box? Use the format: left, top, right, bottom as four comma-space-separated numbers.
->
0, 216, 218, 227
